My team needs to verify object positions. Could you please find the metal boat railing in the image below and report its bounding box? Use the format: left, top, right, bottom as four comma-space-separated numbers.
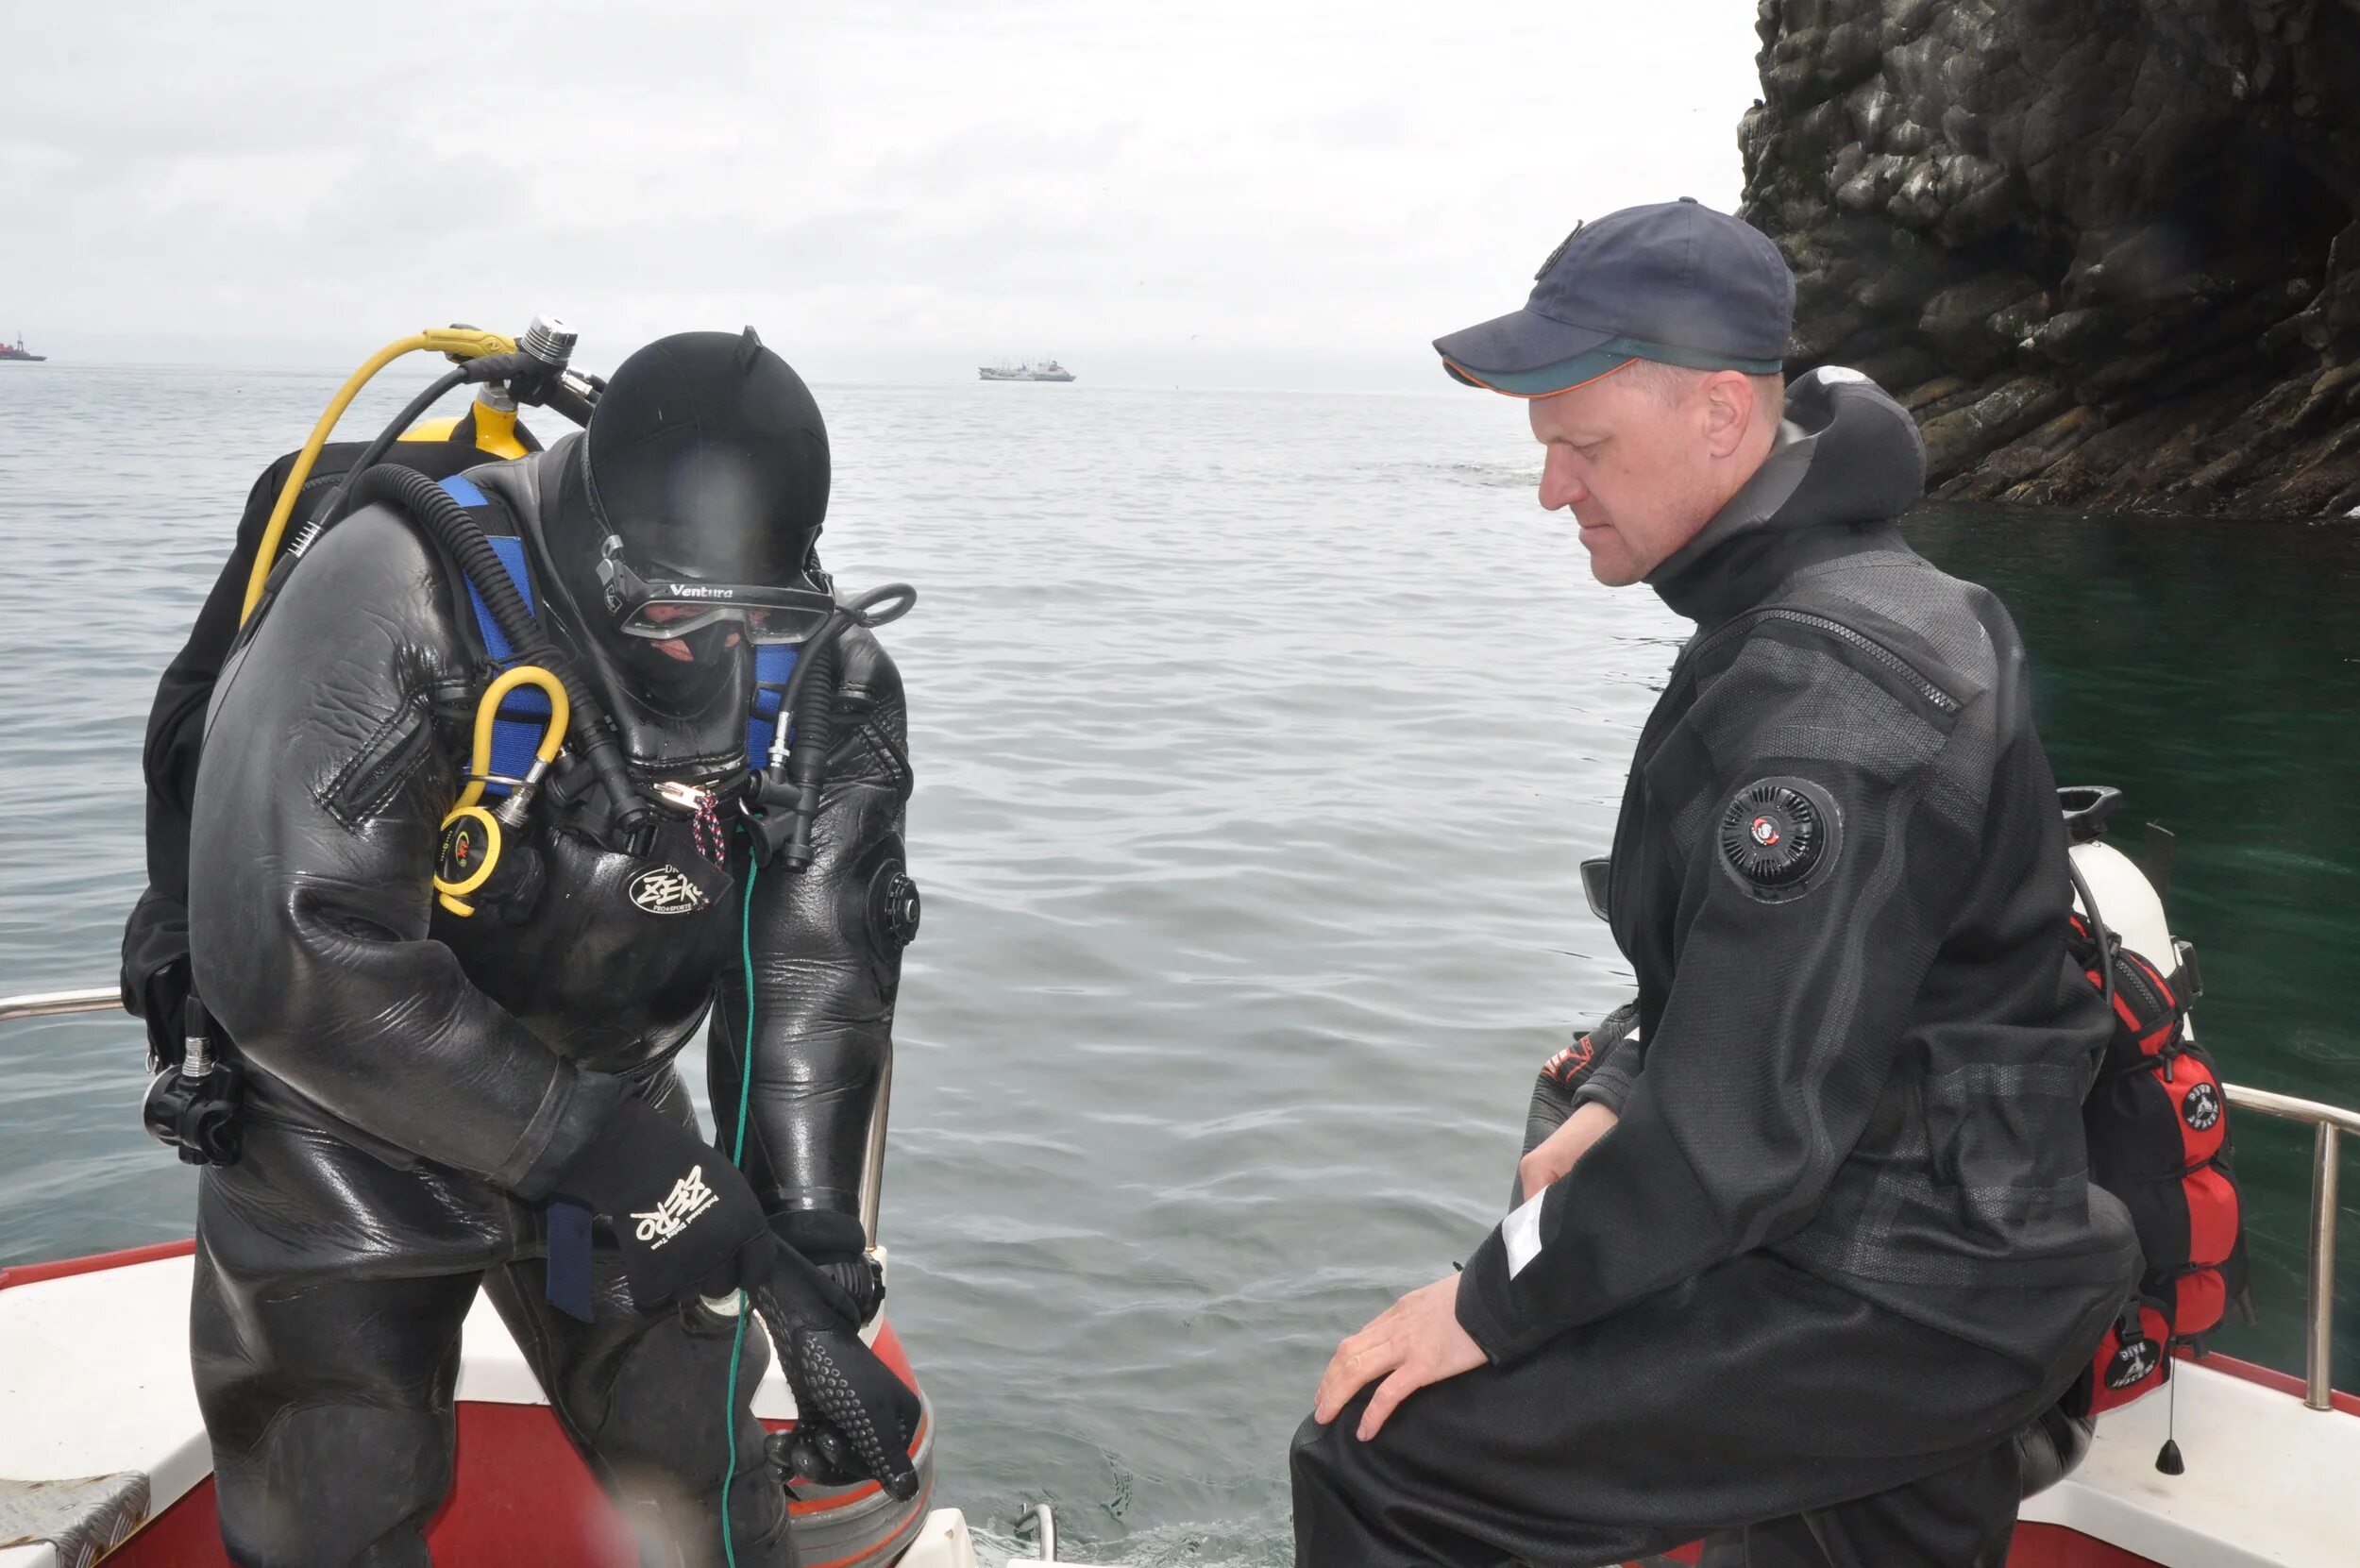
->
2, 985, 2352, 1410
0, 986, 122, 1024
2221, 1082, 2354, 1411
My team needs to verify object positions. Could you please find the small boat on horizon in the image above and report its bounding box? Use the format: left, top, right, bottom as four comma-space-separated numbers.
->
979, 358, 1073, 382
1, 332, 46, 362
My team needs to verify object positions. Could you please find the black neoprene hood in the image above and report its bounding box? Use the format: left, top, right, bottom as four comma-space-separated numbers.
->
576, 328, 832, 588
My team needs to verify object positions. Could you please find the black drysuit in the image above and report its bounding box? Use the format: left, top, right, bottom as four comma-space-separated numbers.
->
175, 439, 914, 1568
1291, 370, 2140, 1567
122, 421, 531, 1063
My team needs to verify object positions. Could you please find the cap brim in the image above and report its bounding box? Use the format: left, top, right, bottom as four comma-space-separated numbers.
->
1441, 349, 1653, 397
1433, 308, 1623, 395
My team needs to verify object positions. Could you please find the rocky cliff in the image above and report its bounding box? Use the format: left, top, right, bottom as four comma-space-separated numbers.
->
1739, 0, 2360, 514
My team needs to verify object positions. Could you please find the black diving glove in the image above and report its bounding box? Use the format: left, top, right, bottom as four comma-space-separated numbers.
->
770, 1208, 886, 1325
749, 1242, 922, 1500
548, 1096, 775, 1312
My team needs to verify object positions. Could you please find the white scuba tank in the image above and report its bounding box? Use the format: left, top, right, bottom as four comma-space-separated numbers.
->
2066, 835, 2194, 1041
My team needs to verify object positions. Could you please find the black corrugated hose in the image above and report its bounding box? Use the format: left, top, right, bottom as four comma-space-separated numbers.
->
749, 582, 916, 871
346, 462, 650, 835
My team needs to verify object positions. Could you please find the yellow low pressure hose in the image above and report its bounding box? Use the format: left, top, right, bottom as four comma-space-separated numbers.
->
237, 327, 519, 626
456, 666, 572, 816
435, 666, 571, 918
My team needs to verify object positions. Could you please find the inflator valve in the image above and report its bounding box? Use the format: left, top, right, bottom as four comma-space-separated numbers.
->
141, 995, 244, 1166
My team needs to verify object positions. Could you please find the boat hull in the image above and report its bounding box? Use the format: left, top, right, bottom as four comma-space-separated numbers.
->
0, 1241, 969, 1568
5, 1240, 2355, 1567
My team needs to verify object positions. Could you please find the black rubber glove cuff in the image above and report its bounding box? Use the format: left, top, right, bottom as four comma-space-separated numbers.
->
548, 1095, 773, 1312
770, 1208, 885, 1324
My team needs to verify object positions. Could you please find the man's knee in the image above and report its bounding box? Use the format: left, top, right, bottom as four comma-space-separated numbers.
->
552, 1304, 790, 1564
1287, 1408, 1332, 1492
562, 1302, 767, 1471
1288, 1404, 1395, 1568
1286, 1403, 1362, 1495
213, 1403, 453, 1568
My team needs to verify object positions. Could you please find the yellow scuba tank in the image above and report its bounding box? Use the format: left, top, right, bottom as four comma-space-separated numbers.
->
403, 389, 533, 461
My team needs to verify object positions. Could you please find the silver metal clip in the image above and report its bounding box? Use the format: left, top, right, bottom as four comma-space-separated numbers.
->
648, 780, 714, 816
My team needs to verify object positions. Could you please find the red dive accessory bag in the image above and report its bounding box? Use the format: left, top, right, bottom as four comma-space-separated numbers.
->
2062, 848, 2251, 1419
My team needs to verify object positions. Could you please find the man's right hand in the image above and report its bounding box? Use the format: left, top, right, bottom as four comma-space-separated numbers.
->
750, 1243, 924, 1499
549, 1097, 775, 1312
1515, 1101, 1620, 1203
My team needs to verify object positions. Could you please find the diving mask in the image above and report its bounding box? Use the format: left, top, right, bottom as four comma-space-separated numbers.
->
596, 536, 836, 645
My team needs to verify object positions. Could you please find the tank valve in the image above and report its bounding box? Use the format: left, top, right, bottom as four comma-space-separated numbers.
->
520, 313, 578, 371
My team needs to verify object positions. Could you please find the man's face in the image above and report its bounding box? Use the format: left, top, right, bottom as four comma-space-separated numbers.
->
636, 601, 743, 664
1528, 370, 1723, 587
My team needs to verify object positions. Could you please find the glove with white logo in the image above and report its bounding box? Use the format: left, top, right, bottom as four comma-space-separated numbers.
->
749, 1242, 923, 1500
549, 1096, 775, 1312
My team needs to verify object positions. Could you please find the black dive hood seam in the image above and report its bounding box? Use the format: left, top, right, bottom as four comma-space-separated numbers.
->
581, 423, 830, 602
513, 442, 753, 784
577, 427, 625, 599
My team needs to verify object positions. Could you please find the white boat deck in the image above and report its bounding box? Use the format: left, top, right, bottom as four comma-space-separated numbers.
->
4, 1249, 2352, 1567
0, 1250, 995, 1568
2020, 1358, 2360, 1567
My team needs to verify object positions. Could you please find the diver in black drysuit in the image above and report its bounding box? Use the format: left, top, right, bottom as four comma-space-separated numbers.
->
173, 331, 922, 1568
1290, 370, 2143, 1567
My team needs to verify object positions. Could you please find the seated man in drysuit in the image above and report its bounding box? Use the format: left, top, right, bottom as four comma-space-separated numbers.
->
178, 329, 922, 1568
1292, 201, 2140, 1567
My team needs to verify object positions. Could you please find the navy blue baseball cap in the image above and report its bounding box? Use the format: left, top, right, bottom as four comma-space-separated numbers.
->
1435, 198, 1794, 396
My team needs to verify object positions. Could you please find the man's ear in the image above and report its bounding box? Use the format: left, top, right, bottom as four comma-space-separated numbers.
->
1700, 372, 1754, 460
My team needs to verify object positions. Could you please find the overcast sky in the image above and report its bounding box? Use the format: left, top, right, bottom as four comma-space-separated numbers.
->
3, 2, 1765, 387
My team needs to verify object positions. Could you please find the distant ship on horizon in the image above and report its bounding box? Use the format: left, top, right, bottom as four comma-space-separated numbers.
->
0, 333, 45, 362
979, 358, 1073, 382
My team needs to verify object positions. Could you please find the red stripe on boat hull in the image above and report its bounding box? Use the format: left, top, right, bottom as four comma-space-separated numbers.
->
1628, 1523, 2161, 1568
2009, 1522, 2164, 1566
104, 1398, 925, 1567
0, 1238, 195, 1290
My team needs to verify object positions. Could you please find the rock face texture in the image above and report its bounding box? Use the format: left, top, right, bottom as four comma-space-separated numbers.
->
1739, 0, 2360, 514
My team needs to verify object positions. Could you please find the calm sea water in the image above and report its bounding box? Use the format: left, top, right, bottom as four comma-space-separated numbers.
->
0, 363, 2352, 1563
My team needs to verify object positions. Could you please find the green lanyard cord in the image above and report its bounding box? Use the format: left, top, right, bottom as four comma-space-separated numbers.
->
721, 849, 761, 1568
